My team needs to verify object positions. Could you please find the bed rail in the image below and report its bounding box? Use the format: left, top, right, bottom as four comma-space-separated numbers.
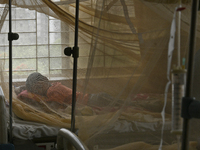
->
56, 128, 88, 150
0, 86, 8, 144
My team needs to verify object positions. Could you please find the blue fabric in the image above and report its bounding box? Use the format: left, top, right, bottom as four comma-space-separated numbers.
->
0, 144, 15, 150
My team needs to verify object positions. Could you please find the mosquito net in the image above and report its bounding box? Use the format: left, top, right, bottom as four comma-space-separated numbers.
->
0, 0, 200, 149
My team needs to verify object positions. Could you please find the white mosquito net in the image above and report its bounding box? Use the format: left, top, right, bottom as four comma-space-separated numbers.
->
0, 0, 200, 149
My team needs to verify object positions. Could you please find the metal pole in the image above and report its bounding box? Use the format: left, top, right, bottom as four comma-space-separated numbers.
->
181, 0, 199, 149
71, 0, 80, 133
8, 0, 13, 143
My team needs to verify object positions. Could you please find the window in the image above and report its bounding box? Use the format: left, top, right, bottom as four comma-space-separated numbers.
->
0, 1, 138, 81
0, 4, 73, 80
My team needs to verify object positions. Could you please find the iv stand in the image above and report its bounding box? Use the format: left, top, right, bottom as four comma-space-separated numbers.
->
64, 0, 80, 132
8, 0, 19, 143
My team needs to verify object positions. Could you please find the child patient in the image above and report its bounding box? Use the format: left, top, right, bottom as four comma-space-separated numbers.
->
16, 72, 88, 106
16, 72, 121, 107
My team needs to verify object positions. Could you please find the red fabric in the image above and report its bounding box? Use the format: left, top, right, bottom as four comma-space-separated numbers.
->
17, 82, 89, 104
47, 82, 89, 104
17, 90, 47, 102
46, 82, 74, 104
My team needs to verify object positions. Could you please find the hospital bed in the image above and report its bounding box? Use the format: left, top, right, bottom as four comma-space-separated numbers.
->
2, 82, 199, 150
0, 84, 173, 150
11, 90, 182, 149
0, 86, 88, 150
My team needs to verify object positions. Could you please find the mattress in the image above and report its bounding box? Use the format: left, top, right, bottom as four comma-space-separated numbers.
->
12, 117, 60, 140
0, 86, 8, 144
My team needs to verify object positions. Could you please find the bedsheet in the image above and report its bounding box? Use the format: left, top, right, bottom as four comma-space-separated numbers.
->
9, 91, 177, 145
0, 89, 61, 141
12, 117, 60, 140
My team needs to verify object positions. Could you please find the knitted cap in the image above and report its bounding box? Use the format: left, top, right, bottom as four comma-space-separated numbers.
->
26, 72, 49, 94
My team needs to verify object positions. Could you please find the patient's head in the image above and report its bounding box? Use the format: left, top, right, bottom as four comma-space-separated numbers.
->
26, 72, 51, 96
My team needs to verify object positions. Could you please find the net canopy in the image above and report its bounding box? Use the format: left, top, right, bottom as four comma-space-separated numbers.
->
0, 0, 200, 149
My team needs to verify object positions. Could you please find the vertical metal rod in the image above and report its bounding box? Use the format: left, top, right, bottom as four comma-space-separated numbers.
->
71, 52, 78, 133
177, 6, 181, 67
71, 0, 80, 133
8, 0, 13, 143
74, 0, 79, 48
181, 0, 199, 150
